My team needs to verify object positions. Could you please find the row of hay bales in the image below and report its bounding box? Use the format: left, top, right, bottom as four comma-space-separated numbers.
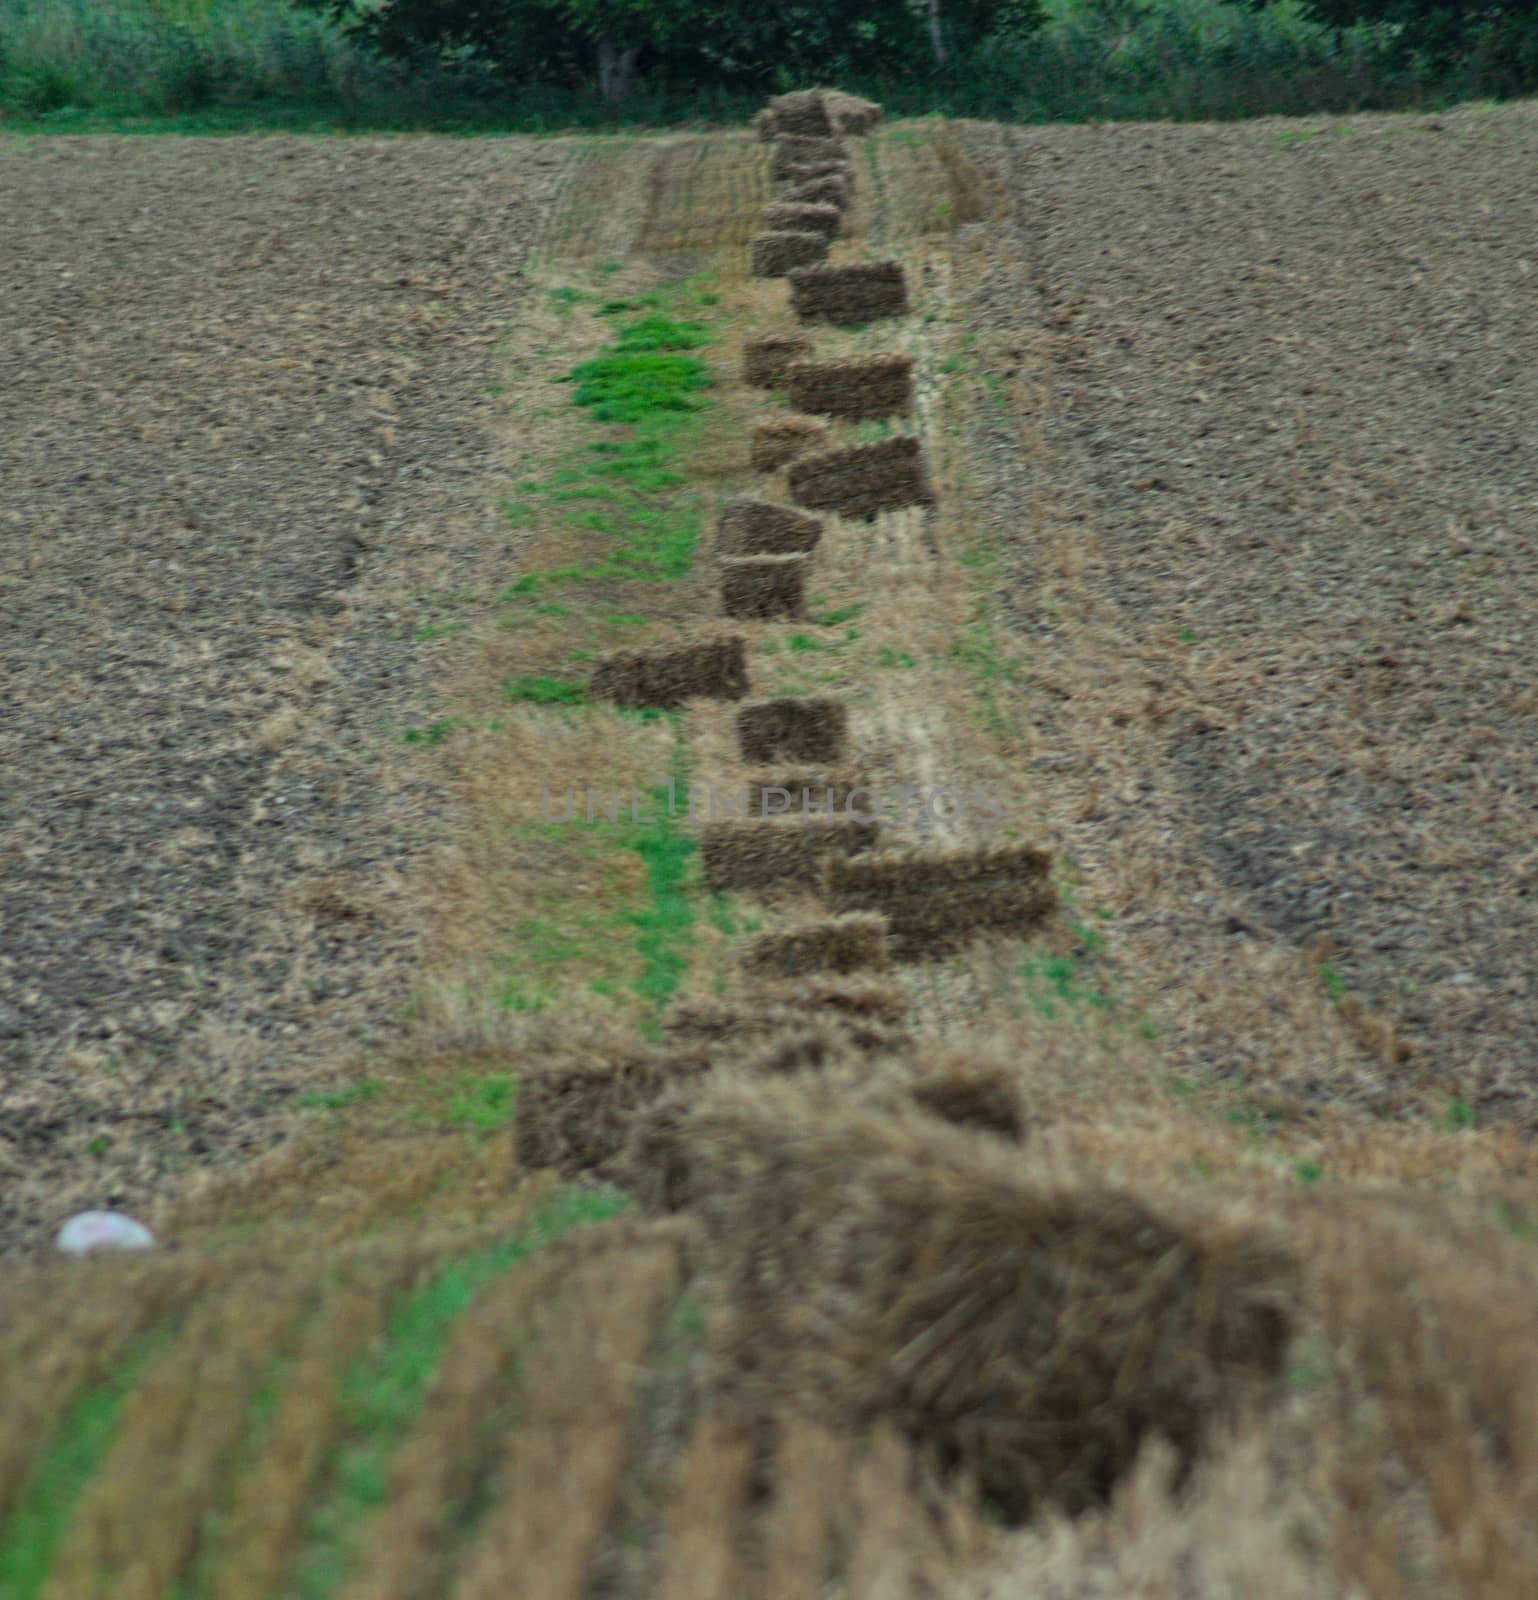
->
515, 85, 1301, 1532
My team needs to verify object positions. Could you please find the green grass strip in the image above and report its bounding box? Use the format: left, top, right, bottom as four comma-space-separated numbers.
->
624, 743, 698, 1033
286, 1186, 630, 1600
0, 1330, 171, 1600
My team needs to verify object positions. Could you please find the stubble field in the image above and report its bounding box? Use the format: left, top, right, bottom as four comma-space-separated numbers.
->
3, 101, 1538, 1597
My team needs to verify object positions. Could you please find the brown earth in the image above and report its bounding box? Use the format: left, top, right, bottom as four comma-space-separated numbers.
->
0, 134, 572, 1251
959, 105, 1538, 1121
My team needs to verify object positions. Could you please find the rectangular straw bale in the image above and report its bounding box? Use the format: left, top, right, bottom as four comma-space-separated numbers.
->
787, 260, 909, 325
588, 634, 749, 709
715, 498, 823, 559
719, 554, 808, 622
742, 334, 815, 388
636, 1075, 1299, 1522
771, 136, 847, 180
785, 174, 851, 211
742, 768, 859, 817
700, 816, 878, 893
761, 202, 842, 241
749, 975, 909, 1027
822, 90, 884, 136
741, 913, 891, 979
513, 1047, 713, 1181
751, 415, 828, 472
761, 89, 836, 139
752, 230, 830, 279
779, 161, 851, 186
786, 435, 934, 522
825, 843, 1056, 955
737, 696, 848, 764
786, 354, 914, 421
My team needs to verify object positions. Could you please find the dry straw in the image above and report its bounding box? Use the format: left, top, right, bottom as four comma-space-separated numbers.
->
741, 333, 815, 388
719, 554, 809, 621
778, 160, 852, 186
715, 498, 823, 559
787, 435, 934, 521
751, 415, 828, 472
786, 354, 915, 421
788, 260, 910, 324
699, 816, 878, 893
662, 995, 910, 1057
588, 634, 749, 709
742, 767, 859, 815
513, 1044, 714, 1182
762, 202, 842, 241
770, 136, 848, 180
632, 1075, 1300, 1521
785, 173, 851, 211
751, 230, 830, 279
756, 88, 884, 140
825, 843, 1057, 956
736, 696, 848, 763
741, 912, 891, 979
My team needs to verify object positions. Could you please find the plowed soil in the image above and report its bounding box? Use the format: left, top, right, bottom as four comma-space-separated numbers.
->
0, 135, 570, 1250
962, 105, 1538, 1118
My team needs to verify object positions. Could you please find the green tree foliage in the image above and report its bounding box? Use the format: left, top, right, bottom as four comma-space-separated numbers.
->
288, 0, 1044, 99
1265, 0, 1538, 85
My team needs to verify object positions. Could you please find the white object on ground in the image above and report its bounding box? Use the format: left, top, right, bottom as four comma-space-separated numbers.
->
56, 1211, 155, 1255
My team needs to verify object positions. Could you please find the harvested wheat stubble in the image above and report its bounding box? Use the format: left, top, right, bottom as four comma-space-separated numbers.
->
750, 415, 829, 472
761, 202, 842, 241
741, 334, 815, 388
513, 1045, 714, 1182
737, 696, 848, 764
700, 816, 879, 893
742, 766, 859, 816
715, 498, 823, 559
786, 354, 915, 421
741, 912, 891, 979
826, 843, 1056, 956
771, 137, 848, 181
719, 554, 809, 621
787, 435, 934, 522
751, 230, 830, 279
788, 260, 910, 325
785, 173, 851, 212
588, 634, 749, 709
639, 1075, 1299, 1521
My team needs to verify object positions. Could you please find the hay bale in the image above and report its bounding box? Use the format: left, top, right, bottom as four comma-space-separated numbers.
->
513, 1046, 713, 1181
785, 173, 851, 211
778, 160, 852, 187
752, 230, 830, 279
742, 913, 890, 980
786, 354, 914, 421
825, 843, 1056, 957
588, 633, 749, 709
633, 1075, 1299, 1521
719, 554, 808, 622
822, 89, 884, 136
752, 975, 909, 1027
760, 89, 836, 139
771, 136, 847, 180
788, 260, 910, 325
715, 499, 823, 559
900, 1053, 1029, 1144
736, 696, 848, 764
742, 767, 859, 816
699, 816, 878, 894
751, 415, 828, 472
761, 202, 842, 241
742, 334, 815, 389
786, 435, 934, 522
